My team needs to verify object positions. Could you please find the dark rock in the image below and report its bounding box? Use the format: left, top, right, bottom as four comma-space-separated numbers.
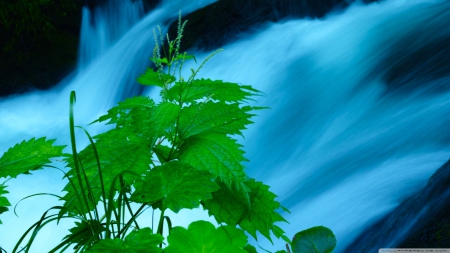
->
168, 0, 379, 52
345, 159, 450, 252
0, 1, 82, 97
84, 0, 161, 12
141, 0, 162, 12
372, 3, 450, 95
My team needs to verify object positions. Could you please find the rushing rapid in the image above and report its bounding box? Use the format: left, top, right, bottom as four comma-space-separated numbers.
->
1, 0, 450, 251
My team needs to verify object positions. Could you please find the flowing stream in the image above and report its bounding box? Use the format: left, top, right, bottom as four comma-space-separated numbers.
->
1, 0, 450, 252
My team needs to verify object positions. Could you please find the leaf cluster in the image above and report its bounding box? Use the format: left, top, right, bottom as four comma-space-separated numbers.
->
0, 13, 337, 253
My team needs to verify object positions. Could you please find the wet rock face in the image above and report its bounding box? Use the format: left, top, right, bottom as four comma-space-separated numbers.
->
344, 159, 450, 252
167, 0, 379, 53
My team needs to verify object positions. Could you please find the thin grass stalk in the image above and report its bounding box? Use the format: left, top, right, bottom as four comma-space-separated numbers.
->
123, 192, 140, 230
78, 127, 108, 221
12, 210, 65, 253
117, 203, 147, 238
77, 156, 100, 224
14, 193, 62, 216
157, 209, 165, 248
48, 225, 91, 253
69, 91, 92, 219
105, 170, 140, 238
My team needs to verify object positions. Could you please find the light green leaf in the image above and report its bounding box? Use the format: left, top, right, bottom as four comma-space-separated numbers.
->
87, 228, 163, 253
178, 133, 247, 191
178, 101, 256, 139
131, 161, 219, 213
0, 137, 65, 178
165, 220, 248, 253
62, 128, 151, 215
137, 68, 175, 88
291, 226, 336, 253
203, 180, 287, 242
163, 79, 261, 103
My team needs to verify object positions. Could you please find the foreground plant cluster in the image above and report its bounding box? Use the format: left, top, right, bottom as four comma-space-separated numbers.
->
0, 15, 336, 253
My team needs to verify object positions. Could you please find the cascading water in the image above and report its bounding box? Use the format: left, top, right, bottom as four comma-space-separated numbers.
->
1, 0, 450, 252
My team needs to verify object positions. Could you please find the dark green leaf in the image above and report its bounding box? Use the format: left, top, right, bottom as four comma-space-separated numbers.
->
291, 226, 336, 253
243, 244, 258, 253
87, 228, 163, 253
164, 220, 248, 253
178, 101, 256, 139
163, 79, 261, 103
0, 137, 65, 178
203, 180, 287, 242
131, 161, 219, 213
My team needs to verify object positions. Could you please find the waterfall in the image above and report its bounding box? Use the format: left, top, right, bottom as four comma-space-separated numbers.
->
1, 0, 450, 252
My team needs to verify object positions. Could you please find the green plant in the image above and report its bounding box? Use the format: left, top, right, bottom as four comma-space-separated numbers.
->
0, 14, 336, 253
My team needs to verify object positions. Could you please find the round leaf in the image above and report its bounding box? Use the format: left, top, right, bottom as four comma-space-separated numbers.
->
291, 226, 336, 253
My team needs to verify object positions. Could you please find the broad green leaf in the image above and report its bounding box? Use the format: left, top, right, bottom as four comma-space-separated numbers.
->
178, 101, 256, 139
0, 184, 10, 225
0, 138, 65, 178
291, 226, 336, 253
87, 228, 163, 253
203, 180, 287, 242
164, 220, 247, 253
163, 79, 261, 103
137, 68, 175, 88
178, 133, 247, 191
95, 96, 155, 127
131, 161, 219, 213
62, 128, 151, 215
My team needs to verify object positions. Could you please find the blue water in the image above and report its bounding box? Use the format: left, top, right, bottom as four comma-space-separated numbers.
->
1, 0, 450, 252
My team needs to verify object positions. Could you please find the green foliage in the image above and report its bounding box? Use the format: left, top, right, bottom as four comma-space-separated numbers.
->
0, 13, 336, 253
164, 220, 248, 253
178, 133, 249, 192
0, 184, 10, 224
203, 180, 287, 242
131, 161, 219, 213
86, 228, 163, 253
291, 226, 337, 253
61, 128, 151, 215
0, 138, 65, 178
